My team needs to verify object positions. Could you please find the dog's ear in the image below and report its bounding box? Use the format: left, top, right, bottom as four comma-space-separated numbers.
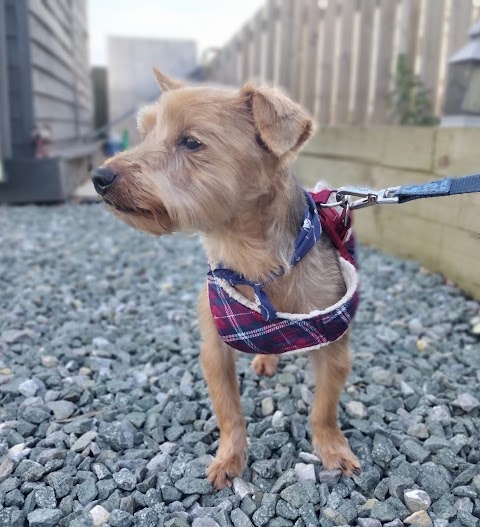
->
152, 68, 184, 92
241, 84, 314, 157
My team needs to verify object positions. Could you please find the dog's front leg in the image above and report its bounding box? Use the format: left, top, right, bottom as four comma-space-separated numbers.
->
198, 287, 247, 489
310, 334, 361, 475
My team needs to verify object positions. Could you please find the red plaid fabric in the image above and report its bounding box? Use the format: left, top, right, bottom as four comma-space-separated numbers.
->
208, 190, 359, 355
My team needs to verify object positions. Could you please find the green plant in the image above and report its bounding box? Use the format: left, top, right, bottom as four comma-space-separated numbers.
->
391, 54, 439, 126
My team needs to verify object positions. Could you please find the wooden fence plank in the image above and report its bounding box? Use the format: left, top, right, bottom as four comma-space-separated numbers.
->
371, 0, 398, 124
447, 0, 472, 58
352, 0, 376, 125
251, 8, 263, 81
241, 25, 252, 83
264, 0, 277, 84
302, 0, 322, 114
419, 0, 446, 110
335, 0, 356, 124
317, 0, 338, 125
278, 0, 294, 91
398, 0, 421, 70
290, 0, 306, 101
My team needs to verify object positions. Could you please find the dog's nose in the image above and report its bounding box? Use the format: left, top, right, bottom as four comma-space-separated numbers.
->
91, 166, 117, 195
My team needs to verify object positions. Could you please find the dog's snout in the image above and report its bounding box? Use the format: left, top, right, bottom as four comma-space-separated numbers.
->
91, 166, 117, 195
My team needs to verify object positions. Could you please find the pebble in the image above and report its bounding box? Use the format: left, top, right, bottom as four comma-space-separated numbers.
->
113, 469, 136, 491
452, 393, 480, 412
109, 510, 134, 527
293, 463, 315, 483
261, 398, 275, 416
404, 510, 433, 527
404, 489, 432, 512
346, 400, 367, 419
18, 379, 43, 397
90, 505, 110, 526
71, 431, 97, 452
47, 401, 76, 420
233, 478, 260, 498
231, 508, 254, 527
35, 487, 56, 509
26, 509, 63, 527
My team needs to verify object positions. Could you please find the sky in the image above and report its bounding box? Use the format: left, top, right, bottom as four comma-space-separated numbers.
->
88, 0, 265, 65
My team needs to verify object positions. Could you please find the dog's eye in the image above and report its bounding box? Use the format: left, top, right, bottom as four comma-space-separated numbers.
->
181, 136, 203, 151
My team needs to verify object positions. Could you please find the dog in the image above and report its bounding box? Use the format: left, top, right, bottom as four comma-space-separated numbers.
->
91, 69, 361, 489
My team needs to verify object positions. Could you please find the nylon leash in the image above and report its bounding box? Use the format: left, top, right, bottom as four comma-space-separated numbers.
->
323, 173, 480, 211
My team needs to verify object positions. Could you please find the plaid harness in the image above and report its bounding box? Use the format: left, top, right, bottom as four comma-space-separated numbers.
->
208, 189, 359, 355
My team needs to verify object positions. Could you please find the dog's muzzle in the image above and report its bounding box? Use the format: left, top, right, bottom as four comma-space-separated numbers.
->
91, 166, 117, 196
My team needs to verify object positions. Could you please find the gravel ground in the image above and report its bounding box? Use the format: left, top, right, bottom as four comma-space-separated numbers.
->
0, 203, 480, 527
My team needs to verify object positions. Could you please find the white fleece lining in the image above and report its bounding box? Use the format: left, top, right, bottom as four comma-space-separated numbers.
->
214, 257, 358, 321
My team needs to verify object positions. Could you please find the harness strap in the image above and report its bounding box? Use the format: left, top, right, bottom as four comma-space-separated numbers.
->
396, 174, 480, 203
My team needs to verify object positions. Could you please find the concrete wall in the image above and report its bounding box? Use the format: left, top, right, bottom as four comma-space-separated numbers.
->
107, 36, 197, 141
297, 127, 480, 300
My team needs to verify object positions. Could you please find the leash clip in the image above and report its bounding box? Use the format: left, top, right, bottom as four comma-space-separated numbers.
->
336, 186, 400, 210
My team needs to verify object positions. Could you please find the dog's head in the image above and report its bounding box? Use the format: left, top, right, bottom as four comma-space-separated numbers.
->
92, 69, 314, 236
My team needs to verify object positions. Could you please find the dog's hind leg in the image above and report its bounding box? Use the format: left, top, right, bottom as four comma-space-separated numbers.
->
310, 334, 361, 475
198, 286, 247, 489
251, 354, 279, 376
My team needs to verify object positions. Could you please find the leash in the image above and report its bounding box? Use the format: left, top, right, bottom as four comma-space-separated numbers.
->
321, 174, 480, 218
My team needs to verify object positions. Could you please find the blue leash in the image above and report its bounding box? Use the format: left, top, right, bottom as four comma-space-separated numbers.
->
331, 173, 480, 211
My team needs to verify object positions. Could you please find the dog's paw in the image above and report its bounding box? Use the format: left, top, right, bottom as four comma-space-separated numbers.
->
251, 355, 279, 376
206, 454, 246, 489
313, 434, 361, 476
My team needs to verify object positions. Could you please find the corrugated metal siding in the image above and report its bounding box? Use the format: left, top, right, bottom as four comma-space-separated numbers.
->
28, 0, 92, 147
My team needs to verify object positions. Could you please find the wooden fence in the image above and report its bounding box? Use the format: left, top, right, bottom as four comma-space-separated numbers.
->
296, 127, 480, 300
207, 0, 479, 126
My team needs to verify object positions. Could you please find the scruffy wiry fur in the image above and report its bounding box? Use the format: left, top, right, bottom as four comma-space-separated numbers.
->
93, 69, 361, 488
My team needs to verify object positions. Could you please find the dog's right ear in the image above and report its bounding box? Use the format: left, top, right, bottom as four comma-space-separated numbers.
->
152, 68, 184, 92
241, 84, 314, 158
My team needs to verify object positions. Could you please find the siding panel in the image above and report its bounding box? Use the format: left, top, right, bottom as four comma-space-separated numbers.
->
28, 0, 92, 148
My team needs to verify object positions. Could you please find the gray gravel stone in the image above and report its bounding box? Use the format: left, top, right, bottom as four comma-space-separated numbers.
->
404, 489, 431, 512
400, 440, 430, 463
27, 509, 63, 527
357, 520, 382, 527
452, 393, 480, 412
35, 487, 56, 509
113, 469, 136, 491
77, 480, 98, 505
174, 477, 213, 495
370, 501, 397, 522
280, 482, 320, 508
231, 508, 254, 527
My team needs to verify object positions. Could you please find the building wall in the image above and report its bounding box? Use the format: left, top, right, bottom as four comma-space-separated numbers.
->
4, 0, 34, 158
28, 0, 92, 149
107, 36, 197, 141
297, 126, 480, 301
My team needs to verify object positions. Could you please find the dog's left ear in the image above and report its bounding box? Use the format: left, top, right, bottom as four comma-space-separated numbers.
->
241, 84, 314, 158
152, 68, 184, 92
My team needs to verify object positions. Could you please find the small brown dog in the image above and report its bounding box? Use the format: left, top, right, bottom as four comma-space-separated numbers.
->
91, 69, 360, 488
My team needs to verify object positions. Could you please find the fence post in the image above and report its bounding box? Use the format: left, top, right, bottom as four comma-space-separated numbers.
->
302, 0, 322, 114
290, 0, 307, 101
371, 0, 398, 124
336, 0, 356, 125
251, 8, 263, 82
264, 0, 277, 84
398, 0, 421, 71
278, 0, 294, 91
317, 0, 338, 125
352, 0, 376, 125
418, 0, 446, 113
